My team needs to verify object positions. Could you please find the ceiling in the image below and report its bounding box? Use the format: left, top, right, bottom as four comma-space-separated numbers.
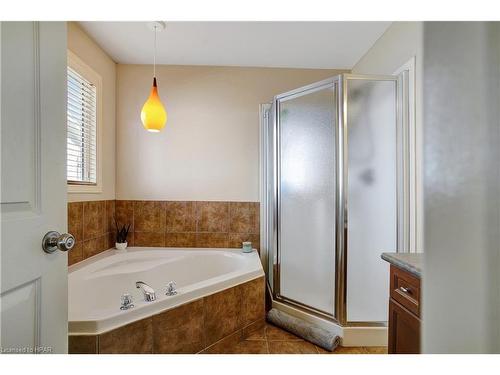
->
79, 22, 391, 69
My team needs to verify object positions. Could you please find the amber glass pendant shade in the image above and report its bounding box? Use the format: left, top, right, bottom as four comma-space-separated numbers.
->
141, 77, 167, 132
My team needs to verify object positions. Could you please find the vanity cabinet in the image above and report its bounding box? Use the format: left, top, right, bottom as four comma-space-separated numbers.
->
387, 265, 421, 354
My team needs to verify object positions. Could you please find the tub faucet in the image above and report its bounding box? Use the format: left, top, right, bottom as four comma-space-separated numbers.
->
135, 281, 156, 302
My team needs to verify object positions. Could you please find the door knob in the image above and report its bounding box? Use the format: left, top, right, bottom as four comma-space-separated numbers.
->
42, 231, 75, 254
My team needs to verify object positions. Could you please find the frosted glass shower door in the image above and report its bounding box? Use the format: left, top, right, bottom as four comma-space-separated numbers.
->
277, 83, 337, 316
345, 77, 397, 322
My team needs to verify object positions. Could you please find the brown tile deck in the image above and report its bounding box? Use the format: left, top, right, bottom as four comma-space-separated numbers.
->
99, 318, 153, 354
153, 299, 204, 354
70, 277, 266, 354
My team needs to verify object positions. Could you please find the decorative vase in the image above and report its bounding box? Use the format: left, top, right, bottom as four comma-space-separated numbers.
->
115, 241, 128, 251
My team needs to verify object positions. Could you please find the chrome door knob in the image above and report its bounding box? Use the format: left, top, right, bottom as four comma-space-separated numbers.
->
42, 231, 75, 254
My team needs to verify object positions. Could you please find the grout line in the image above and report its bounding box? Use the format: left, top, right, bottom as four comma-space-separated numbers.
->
264, 324, 270, 354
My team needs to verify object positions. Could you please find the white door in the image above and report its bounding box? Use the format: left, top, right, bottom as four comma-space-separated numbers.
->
1, 22, 69, 354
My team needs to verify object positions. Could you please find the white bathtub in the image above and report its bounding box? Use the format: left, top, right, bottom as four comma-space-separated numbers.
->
68, 247, 264, 335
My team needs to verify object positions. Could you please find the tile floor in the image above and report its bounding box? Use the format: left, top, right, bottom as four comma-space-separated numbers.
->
210, 323, 388, 354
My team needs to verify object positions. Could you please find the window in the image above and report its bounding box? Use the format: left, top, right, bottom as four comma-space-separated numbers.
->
67, 51, 102, 192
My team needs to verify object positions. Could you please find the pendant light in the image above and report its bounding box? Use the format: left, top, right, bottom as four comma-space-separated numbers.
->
141, 21, 167, 132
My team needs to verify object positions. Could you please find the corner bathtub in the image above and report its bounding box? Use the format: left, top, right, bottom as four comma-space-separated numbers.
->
68, 247, 264, 335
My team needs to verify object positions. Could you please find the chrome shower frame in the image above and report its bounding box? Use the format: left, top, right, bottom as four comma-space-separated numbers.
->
259, 72, 411, 328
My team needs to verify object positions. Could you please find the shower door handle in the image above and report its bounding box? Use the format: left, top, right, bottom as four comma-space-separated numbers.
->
42, 231, 75, 253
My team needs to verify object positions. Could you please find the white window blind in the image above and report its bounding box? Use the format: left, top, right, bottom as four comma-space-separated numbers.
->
67, 66, 97, 185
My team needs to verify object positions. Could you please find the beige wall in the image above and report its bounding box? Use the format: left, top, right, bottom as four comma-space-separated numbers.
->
116, 64, 345, 201
352, 21, 424, 252
353, 22, 422, 74
67, 22, 116, 202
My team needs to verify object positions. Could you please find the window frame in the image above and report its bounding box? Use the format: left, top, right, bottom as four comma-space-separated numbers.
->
67, 50, 103, 194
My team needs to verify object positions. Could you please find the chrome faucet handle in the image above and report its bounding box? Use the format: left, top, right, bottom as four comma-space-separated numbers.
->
165, 281, 177, 296
120, 293, 134, 310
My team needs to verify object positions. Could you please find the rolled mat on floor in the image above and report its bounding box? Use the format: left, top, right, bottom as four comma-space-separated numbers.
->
266, 308, 341, 352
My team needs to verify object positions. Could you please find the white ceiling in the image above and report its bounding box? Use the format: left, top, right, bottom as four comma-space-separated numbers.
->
79, 22, 391, 69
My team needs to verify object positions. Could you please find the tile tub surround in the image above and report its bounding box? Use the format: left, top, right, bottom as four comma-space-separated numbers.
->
67, 200, 260, 266
69, 276, 265, 354
122, 200, 260, 249
69, 320, 389, 354
67, 200, 116, 266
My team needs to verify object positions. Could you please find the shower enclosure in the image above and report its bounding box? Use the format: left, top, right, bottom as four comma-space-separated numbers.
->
260, 73, 410, 339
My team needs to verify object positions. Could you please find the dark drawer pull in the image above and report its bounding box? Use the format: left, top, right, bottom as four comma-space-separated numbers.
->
399, 286, 412, 295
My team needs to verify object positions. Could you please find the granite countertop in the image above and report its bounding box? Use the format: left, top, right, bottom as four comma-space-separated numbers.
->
381, 252, 422, 278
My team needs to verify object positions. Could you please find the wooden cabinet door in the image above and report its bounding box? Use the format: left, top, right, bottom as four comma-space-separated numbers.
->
388, 299, 420, 354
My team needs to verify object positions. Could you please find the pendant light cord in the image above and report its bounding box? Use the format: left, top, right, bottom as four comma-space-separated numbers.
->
153, 25, 157, 78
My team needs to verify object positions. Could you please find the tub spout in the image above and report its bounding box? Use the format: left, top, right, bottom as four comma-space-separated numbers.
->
136, 281, 156, 302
